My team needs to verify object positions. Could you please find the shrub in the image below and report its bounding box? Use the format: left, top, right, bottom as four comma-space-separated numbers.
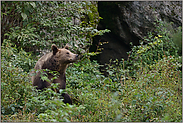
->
1, 41, 86, 122
2, 1, 110, 56
126, 20, 182, 76
1, 41, 33, 116
1, 2, 181, 122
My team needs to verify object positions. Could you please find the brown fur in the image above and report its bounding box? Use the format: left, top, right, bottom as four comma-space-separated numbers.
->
31, 44, 78, 104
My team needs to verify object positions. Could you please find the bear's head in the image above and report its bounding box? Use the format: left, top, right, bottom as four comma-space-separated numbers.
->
51, 44, 78, 64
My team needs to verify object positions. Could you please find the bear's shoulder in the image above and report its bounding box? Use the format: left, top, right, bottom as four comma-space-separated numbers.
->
34, 52, 52, 70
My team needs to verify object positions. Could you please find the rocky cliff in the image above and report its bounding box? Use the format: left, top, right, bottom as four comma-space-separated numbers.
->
90, 1, 182, 66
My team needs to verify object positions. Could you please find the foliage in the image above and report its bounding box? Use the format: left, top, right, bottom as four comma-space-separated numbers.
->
65, 54, 181, 122
1, 1, 182, 122
2, 40, 36, 72
124, 55, 182, 122
126, 20, 182, 76
1, 41, 33, 116
1, 41, 85, 122
164, 22, 182, 55
2, 1, 109, 55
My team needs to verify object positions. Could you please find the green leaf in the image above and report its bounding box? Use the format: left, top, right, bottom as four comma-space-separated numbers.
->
30, 2, 36, 8
73, 63, 80, 67
21, 13, 27, 20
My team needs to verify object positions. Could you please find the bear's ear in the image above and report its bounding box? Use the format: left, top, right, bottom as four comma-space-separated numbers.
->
51, 44, 58, 55
64, 44, 69, 50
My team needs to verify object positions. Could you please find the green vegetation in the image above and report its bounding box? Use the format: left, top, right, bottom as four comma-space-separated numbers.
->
1, 1, 182, 122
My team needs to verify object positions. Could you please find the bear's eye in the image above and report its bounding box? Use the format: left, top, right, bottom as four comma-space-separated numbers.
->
66, 52, 69, 55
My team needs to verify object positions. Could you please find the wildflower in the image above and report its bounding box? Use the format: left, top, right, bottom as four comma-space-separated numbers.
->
153, 41, 157, 45
158, 35, 162, 37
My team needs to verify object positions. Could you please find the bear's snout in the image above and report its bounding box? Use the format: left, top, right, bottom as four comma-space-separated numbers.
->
74, 54, 78, 61
68, 54, 78, 63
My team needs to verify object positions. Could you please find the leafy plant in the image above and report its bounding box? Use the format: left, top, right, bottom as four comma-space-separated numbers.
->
2, 1, 110, 57
1, 41, 33, 116
1, 1, 182, 122
126, 20, 182, 77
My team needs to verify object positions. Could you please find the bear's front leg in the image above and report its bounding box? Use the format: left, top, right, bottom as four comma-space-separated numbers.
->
61, 93, 72, 105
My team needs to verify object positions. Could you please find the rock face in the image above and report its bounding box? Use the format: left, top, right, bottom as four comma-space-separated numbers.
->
90, 1, 182, 65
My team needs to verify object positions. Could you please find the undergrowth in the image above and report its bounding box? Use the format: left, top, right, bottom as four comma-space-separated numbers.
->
1, 3, 182, 121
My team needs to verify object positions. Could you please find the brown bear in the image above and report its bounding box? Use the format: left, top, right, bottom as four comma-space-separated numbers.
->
31, 44, 78, 104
